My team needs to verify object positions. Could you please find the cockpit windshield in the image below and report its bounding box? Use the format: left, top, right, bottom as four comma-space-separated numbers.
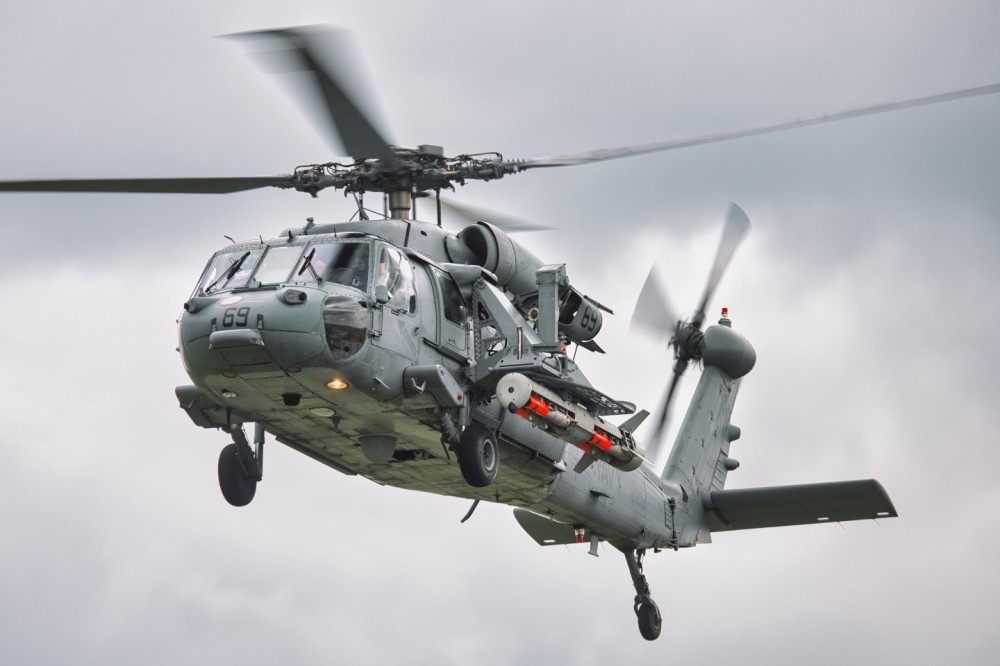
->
196, 241, 372, 295
254, 245, 305, 286
294, 241, 371, 292
198, 247, 263, 294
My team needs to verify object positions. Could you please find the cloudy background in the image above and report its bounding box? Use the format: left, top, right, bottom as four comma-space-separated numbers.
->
1, 1, 998, 663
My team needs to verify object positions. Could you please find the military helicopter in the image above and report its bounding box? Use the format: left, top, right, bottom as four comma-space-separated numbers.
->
7, 25, 997, 641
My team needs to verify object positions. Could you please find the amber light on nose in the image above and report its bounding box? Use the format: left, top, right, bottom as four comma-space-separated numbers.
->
326, 378, 349, 390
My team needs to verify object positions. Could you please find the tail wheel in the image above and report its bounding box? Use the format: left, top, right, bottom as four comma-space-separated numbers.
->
218, 443, 257, 507
636, 601, 662, 641
457, 423, 499, 487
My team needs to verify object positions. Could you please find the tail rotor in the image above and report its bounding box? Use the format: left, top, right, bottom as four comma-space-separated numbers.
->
630, 203, 751, 464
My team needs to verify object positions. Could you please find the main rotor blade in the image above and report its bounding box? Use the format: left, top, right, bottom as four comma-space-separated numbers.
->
693, 203, 751, 325
631, 263, 681, 342
439, 197, 554, 233
0, 176, 295, 194
227, 26, 396, 162
510, 81, 1000, 170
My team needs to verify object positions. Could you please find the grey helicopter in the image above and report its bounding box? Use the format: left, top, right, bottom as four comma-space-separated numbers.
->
9, 25, 999, 640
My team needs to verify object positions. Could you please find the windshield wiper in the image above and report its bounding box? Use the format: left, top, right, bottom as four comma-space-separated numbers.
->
206, 251, 250, 293
297, 248, 319, 280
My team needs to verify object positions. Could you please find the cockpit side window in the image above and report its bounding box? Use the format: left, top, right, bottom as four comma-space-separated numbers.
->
295, 242, 370, 292
377, 246, 416, 314
197, 247, 263, 294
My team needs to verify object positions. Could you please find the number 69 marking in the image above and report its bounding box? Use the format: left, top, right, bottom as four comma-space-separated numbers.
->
222, 306, 251, 328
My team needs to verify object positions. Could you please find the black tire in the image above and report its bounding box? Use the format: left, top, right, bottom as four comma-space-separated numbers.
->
457, 423, 499, 487
637, 601, 662, 641
218, 443, 257, 507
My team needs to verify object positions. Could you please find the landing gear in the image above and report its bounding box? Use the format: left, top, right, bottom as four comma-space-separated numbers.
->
218, 424, 264, 507
456, 422, 499, 487
625, 549, 662, 641
636, 600, 662, 641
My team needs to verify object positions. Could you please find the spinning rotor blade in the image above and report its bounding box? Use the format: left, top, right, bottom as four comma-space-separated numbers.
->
438, 197, 554, 233
0, 176, 295, 194
631, 204, 752, 467
509, 81, 1000, 171
648, 369, 684, 460
226, 26, 396, 162
693, 202, 751, 325
7, 30, 997, 204
630, 264, 680, 342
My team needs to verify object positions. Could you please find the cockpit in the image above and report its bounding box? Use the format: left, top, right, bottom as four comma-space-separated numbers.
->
195, 240, 375, 295
191, 238, 426, 364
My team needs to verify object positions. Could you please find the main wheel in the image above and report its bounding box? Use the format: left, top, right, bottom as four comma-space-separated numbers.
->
636, 601, 662, 641
218, 443, 257, 507
457, 423, 499, 487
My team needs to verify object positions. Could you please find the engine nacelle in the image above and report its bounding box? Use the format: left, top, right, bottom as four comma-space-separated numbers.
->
445, 221, 544, 296
446, 222, 606, 350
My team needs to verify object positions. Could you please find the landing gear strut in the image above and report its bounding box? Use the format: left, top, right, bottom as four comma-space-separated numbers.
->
218, 423, 264, 507
625, 548, 662, 641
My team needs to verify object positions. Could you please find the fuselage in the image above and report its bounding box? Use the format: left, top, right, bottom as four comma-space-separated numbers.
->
177, 218, 681, 550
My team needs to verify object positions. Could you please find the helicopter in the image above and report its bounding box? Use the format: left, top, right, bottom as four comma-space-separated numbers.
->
12, 25, 1000, 641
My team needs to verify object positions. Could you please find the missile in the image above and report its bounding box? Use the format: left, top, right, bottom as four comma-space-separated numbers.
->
495, 373, 645, 472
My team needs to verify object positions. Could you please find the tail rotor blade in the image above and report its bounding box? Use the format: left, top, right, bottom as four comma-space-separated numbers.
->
646, 366, 685, 464
633, 204, 752, 468
693, 202, 751, 325
631, 264, 681, 342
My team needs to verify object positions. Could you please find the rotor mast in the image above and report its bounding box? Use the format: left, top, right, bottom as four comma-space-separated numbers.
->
388, 190, 412, 220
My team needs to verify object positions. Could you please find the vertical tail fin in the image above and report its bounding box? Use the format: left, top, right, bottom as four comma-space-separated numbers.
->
661, 365, 743, 490
661, 323, 755, 495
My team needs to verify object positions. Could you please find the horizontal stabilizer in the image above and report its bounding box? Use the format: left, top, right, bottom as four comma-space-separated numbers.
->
703, 479, 897, 532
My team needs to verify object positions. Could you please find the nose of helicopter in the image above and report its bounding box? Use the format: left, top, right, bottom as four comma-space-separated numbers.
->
179, 286, 332, 373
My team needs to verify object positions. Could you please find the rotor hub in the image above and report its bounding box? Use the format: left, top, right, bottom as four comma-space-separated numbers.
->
671, 323, 705, 363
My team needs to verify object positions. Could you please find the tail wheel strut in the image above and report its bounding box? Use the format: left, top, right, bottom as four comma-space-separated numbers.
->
624, 548, 662, 641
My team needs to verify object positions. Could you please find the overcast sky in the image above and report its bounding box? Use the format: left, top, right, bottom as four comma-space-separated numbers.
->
1, 1, 998, 664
